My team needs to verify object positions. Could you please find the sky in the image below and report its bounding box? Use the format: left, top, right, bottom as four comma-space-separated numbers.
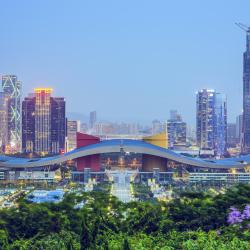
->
0, 0, 249, 125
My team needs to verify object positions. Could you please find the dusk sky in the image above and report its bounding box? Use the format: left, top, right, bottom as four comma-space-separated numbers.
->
0, 0, 249, 125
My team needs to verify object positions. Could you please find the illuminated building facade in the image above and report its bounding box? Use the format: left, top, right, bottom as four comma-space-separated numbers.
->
0, 92, 9, 152
35, 88, 52, 153
67, 120, 80, 151
22, 88, 66, 154
22, 95, 35, 153
2, 75, 22, 152
167, 111, 186, 148
196, 89, 227, 156
51, 97, 66, 154
214, 93, 227, 156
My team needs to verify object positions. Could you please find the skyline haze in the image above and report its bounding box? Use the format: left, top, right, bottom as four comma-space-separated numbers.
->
0, 0, 249, 125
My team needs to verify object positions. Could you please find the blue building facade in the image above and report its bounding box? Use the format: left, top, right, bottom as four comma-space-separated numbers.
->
196, 89, 227, 156
242, 27, 250, 153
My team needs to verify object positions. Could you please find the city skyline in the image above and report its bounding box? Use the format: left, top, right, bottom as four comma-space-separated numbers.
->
0, 1, 249, 125
2, 3, 250, 249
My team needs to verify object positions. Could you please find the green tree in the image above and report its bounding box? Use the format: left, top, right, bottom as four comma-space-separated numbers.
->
80, 217, 91, 250
122, 238, 131, 250
0, 229, 9, 250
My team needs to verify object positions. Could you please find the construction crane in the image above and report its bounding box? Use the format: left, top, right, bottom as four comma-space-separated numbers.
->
235, 22, 250, 32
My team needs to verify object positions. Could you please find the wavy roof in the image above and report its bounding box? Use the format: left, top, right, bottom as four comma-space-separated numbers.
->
0, 139, 249, 169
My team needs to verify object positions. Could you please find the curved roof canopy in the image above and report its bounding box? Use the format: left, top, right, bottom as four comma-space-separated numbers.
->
0, 139, 249, 169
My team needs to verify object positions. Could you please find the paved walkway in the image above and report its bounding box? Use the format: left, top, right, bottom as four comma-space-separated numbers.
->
106, 170, 138, 203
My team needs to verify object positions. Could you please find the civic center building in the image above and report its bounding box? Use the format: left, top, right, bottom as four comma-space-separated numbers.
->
1, 131, 250, 184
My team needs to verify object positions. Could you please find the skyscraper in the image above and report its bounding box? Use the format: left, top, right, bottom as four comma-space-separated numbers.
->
167, 110, 186, 148
89, 111, 97, 129
196, 89, 227, 156
51, 97, 66, 154
236, 114, 243, 144
242, 26, 250, 153
35, 88, 52, 153
67, 120, 80, 151
22, 88, 66, 154
2, 75, 22, 152
0, 92, 9, 152
196, 89, 216, 151
227, 123, 237, 147
214, 93, 227, 156
22, 94, 35, 153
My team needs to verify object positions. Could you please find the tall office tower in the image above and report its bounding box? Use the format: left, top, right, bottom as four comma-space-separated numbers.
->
51, 97, 66, 154
67, 120, 80, 151
196, 89, 216, 151
0, 93, 9, 152
35, 88, 51, 153
2, 75, 22, 152
227, 123, 237, 147
167, 111, 186, 148
236, 114, 243, 144
22, 88, 66, 154
22, 94, 35, 153
196, 89, 227, 156
242, 26, 250, 153
89, 111, 97, 129
214, 93, 227, 156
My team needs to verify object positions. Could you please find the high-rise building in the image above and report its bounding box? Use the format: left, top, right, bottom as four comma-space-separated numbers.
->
35, 88, 52, 153
236, 114, 243, 144
22, 94, 35, 153
89, 111, 97, 129
196, 89, 227, 156
242, 26, 250, 153
167, 110, 186, 148
196, 89, 216, 151
2, 75, 22, 152
67, 120, 80, 151
0, 92, 9, 152
22, 88, 66, 154
214, 93, 227, 156
51, 97, 66, 154
227, 123, 237, 147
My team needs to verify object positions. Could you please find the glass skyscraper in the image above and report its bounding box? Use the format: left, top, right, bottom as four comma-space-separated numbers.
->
22, 94, 35, 153
196, 89, 227, 157
242, 27, 250, 153
214, 93, 227, 156
0, 92, 9, 152
2, 75, 22, 152
167, 111, 186, 148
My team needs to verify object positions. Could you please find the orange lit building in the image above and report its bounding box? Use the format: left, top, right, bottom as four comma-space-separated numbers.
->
22, 88, 66, 154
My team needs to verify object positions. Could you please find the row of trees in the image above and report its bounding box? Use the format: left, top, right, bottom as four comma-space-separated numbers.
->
1, 184, 250, 249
